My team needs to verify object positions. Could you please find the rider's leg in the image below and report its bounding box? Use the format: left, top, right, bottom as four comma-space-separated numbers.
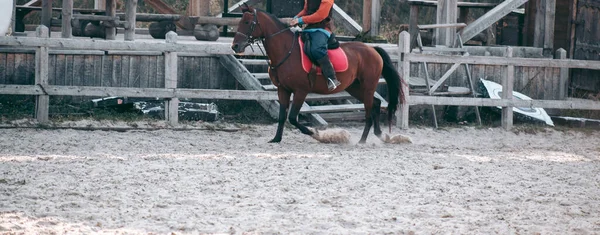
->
309, 31, 341, 91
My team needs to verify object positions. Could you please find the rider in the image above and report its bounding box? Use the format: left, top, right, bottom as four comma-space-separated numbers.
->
290, 0, 341, 91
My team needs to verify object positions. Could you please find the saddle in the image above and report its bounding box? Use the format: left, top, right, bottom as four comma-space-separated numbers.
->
299, 34, 348, 75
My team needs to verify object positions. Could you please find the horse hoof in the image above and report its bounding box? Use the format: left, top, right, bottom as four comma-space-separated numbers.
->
268, 139, 281, 143
381, 133, 412, 144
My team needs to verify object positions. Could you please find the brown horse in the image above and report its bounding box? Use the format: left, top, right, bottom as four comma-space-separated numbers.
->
231, 4, 405, 144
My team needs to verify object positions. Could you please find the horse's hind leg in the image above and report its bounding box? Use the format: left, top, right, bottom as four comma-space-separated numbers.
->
270, 89, 292, 143
371, 98, 383, 137
345, 81, 375, 144
288, 92, 314, 136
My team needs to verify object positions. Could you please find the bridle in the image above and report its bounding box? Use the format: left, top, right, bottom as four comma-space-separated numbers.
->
236, 9, 297, 71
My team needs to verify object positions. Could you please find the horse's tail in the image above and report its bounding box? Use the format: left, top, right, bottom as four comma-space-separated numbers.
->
373, 46, 406, 131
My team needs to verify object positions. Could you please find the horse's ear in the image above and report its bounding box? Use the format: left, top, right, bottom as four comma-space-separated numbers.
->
241, 3, 253, 13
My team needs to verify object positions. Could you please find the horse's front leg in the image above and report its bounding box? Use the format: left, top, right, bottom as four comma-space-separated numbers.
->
270, 88, 291, 143
288, 92, 314, 136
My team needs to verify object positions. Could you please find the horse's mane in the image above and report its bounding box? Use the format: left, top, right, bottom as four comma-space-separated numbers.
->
255, 9, 288, 29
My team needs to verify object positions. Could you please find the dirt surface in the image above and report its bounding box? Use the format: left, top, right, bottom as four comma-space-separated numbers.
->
1, 120, 599, 234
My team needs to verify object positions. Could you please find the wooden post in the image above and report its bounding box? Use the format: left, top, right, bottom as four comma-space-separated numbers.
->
188, 0, 210, 17
502, 47, 514, 130
95, 0, 106, 10
41, 0, 53, 33
363, 0, 372, 34
164, 31, 179, 125
61, 0, 73, 38
35, 25, 50, 123
9, 0, 16, 35
105, 0, 116, 40
533, 0, 555, 50
436, 0, 457, 46
409, 4, 419, 50
370, 0, 381, 37
397, 31, 411, 129
124, 0, 138, 41
556, 48, 568, 100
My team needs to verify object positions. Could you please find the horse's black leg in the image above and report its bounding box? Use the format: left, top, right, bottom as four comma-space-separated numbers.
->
269, 89, 292, 143
372, 98, 383, 137
344, 81, 375, 144
288, 92, 314, 135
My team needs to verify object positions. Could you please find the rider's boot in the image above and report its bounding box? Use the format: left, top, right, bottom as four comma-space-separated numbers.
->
317, 55, 341, 91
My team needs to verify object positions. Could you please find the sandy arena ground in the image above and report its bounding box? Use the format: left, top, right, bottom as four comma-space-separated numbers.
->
1, 120, 599, 234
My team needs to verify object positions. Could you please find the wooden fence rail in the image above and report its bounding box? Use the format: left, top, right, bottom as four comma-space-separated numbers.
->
1, 26, 600, 129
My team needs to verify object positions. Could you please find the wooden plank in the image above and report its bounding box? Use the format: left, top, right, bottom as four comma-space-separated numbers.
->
331, 4, 362, 35
72, 54, 84, 86
83, 55, 94, 86
35, 26, 49, 123
555, 48, 568, 100
502, 47, 514, 130
105, 0, 116, 40
164, 32, 179, 125
418, 23, 466, 29
428, 62, 462, 94
363, 0, 372, 33
398, 31, 411, 129
124, 0, 138, 41
93, 55, 103, 86
41, 0, 52, 30
435, 0, 458, 46
408, 0, 499, 8
122, 56, 132, 88
5, 54, 15, 84
370, 0, 382, 37
0, 53, 6, 84
62, 0, 73, 38
101, 55, 112, 87
2, 85, 599, 110
460, 0, 529, 42
409, 5, 419, 49
112, 55, 122, 87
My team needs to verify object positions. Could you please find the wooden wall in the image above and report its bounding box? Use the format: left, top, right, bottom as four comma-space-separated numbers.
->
0, 50, 236, 91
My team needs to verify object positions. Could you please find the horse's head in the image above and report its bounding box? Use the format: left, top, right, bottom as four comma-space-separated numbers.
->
231, 4, 263, 54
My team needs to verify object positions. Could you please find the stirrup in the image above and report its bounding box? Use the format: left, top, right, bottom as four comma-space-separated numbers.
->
327, 78, 340, 91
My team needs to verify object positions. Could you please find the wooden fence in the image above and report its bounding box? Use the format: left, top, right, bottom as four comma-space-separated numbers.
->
1, 26, 600, 129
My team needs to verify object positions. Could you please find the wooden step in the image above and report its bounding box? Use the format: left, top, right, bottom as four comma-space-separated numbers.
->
239, 59, 269, 65
253, 73, 270, 80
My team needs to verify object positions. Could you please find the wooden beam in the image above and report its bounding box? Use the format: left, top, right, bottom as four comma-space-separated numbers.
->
370, 0, 382, 36
105, 0, 116, 40
460, 0, 529, 42
164, 32, 178, 125
124, 0, 138, 41
332, 4, 362, 35
35, 26, 50, 123
502, 47, 514, 130
94, 0, 105, 10
435, 0, 458, 46
398, 31, 411, 129
409, 5, 419, 49
556, 48, 568, 100
405, 53, 600, 69
418, 23, 466, 29
61, 0, 73, 38
363, 0, 372, 33
409, 0, 499, 8
2, 85, 599, 110
41, 0, 52, 31
533, 0, 555, 49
